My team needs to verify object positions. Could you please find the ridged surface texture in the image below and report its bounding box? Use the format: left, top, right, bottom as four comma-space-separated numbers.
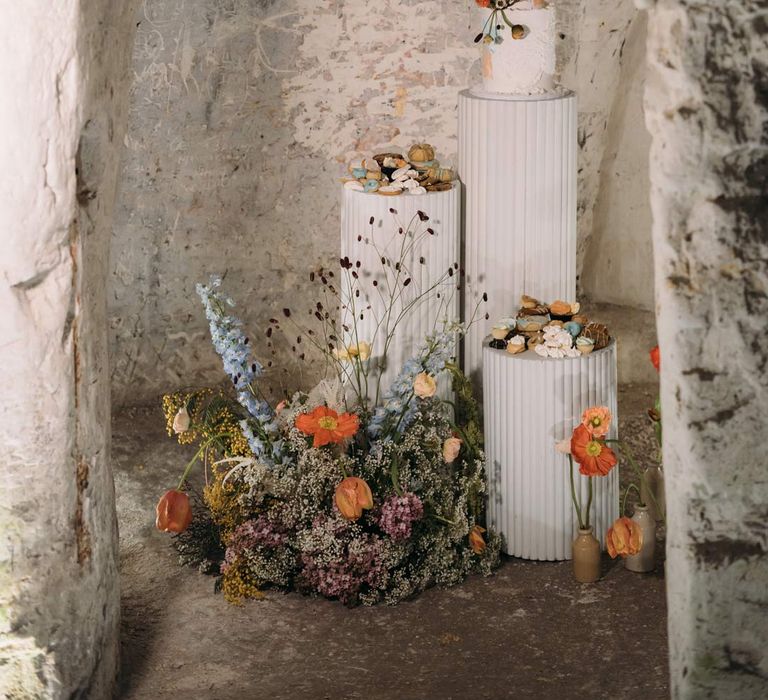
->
340, 186, 461, 401
482, 340, 619, 560
459, 89, 577, 389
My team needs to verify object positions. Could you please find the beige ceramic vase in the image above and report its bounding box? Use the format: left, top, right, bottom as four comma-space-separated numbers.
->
572, 527, 601, 583
641, 466, 665, 522
624, 504, 656, 573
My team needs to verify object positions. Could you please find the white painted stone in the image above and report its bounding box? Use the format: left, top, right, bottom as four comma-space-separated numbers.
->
0, 2, 138, 697
644, 1, 768, 697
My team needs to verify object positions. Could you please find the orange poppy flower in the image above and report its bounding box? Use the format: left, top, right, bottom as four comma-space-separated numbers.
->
606, 517, 643, 558
570, 424, 617, 477
334, 476, 374, 521
469, 525, 487, 554
650, 345, 660, 372
295, 406, 359, 448
155, 489, 192, 533
581, 406, 612, 438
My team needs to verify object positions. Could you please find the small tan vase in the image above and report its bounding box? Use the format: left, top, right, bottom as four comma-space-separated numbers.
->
572, 527, 601, 583
624, 504, 656, 573
641, 466, 665, 522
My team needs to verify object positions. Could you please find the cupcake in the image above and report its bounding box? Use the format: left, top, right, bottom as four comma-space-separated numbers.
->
506, 335, 527, 355
576, 336, 595, 355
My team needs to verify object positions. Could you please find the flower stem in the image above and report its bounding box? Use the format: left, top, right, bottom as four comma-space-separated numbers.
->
568, 455, 585, 530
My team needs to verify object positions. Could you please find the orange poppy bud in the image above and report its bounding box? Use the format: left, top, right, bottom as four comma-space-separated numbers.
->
469, 525, 486, 554
155, 489, 192, 533
606, 517, 643, 558
334, 476, 374, 521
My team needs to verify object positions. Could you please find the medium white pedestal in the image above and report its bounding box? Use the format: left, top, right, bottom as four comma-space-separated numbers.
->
459, 89, 577, 390
482, 340, 619, 560
340, 186, 461, 400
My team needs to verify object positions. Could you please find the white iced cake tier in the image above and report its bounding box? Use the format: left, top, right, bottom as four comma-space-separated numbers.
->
478, 4, 556, 95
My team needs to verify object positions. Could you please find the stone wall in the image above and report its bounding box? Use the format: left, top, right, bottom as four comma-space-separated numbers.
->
109, 0, 651, 407
0, 1, 137, 697
644, 1, 768, 697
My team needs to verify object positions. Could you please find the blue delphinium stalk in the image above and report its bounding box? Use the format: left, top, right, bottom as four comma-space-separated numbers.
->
369, 322, 462, 439
196, 276, 284, 465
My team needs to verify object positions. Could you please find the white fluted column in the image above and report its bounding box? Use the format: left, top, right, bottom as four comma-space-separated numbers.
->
340, 186, 461, 400
483, 340, 619, 560
459, 89, 577, 389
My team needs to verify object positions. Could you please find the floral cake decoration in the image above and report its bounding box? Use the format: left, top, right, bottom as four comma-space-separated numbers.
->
474, 1, 549, 45
488, 295, 612, 358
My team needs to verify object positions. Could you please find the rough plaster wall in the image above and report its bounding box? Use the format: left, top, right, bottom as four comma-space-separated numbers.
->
109, 0, 646, 406
644, 1, 768, 697
0, 1, 138, 697
581, 12, 655, 311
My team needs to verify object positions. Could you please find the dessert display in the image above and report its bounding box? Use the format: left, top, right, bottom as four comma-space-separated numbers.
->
473, 0, 556, 95
342, 143, 456, 196
486, 296, 613, 359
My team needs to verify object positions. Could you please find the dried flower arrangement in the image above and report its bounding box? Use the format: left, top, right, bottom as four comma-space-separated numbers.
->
156, 210, 500, 606
487, 295, 612, 358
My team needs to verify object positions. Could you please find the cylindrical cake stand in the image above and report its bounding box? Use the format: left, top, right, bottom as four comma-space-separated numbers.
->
459, 89, 577, 390
340, 185, 461, 400
482, 340, 619, 560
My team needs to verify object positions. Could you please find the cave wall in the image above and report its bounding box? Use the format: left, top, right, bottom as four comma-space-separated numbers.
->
0, 1, 138, 696
644, 0, 768, 696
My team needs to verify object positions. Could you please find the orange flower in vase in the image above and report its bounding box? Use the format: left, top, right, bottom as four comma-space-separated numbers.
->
581, 406, 612, 438
155, 489, 193, 533
570, 424, 617, 477
295, 406, 359, 448
606, 517, 643, 558
334, 476, 374, 521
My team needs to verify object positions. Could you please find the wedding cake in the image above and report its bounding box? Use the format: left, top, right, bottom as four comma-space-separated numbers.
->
475, 0, 556, 95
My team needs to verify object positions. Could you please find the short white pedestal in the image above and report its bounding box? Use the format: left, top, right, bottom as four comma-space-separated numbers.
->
459, 89, 577, 390
483, 340, 619, 560
340, 186, 461, 399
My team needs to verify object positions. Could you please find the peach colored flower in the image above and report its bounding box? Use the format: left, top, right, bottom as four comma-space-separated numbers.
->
443, 436, 462, 464
334, 476, 374, 521
581, 406, 612, 438
332, 347, 351, 361
606, 517, 643, 558
570, 424, 618, 477
554, 438, 571, 455
413, 372, 437, 398
469, 525, 486, 554
155, 490, 192, 533
172, 407, 190, 434
275, 400, 287, 415
348, 341, 371, 361
295, 406, 359, 448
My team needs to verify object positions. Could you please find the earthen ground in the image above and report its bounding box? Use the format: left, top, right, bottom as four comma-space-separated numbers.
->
115, 383, 667, 700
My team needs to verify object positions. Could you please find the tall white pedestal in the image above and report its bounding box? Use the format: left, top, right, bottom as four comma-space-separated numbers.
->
340, 186, 461, 400
459, 89, 577, 389
483, 340, 619, 560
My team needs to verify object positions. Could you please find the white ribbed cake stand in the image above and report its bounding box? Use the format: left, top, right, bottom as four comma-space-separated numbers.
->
340, 185, 461, 399
483, 339, 619, 560
459, 89, 577, 390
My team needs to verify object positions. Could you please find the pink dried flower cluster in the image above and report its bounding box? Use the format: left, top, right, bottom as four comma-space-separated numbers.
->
377, 492, 424, 541
222, 516, 287, 573
299, 536, 387, 605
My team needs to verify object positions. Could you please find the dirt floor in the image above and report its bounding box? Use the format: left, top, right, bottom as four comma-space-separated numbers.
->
114, 383, 668, 700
